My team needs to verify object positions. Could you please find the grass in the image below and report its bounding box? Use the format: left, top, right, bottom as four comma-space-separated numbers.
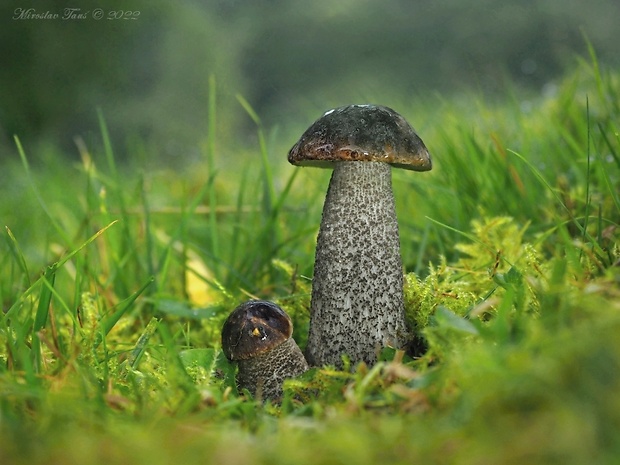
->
1, 54, 619, 464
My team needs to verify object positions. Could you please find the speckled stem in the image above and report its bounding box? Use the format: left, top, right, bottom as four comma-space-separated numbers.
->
305, 161, 409, 368
236, 337, 309, 400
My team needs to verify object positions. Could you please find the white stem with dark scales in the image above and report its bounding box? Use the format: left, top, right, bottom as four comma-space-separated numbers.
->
305, 161, 409, 367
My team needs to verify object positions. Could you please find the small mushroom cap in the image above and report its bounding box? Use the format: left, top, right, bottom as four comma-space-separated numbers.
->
288, 104, 432, 171
221, 300, 293, 361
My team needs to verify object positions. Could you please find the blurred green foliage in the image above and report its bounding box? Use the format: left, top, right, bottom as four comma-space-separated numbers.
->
1, 0, 619, 159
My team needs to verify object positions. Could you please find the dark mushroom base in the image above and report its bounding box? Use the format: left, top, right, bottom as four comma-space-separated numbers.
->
236, 337, 308, 399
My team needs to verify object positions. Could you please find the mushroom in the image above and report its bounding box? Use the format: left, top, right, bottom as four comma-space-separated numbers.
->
288, 104, 432, 367
221, 300, 309, 400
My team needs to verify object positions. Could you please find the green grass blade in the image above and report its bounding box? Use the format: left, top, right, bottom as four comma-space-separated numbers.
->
237, 94, 275, 209
598, 122, 620, 170
509, 149, 580, 225
57, 220, 119, 270
126, 317, 160, 369
97, 110, 133, 272
271, 166, 300, 217
206, 75, 220, 268
236, 93, 261, 126
2, 221, 118, 326
582, 30, 605, 105
97, 109, 118, 179
14, 136, 71, 245
96, 276, 155, 347
581, 97, 592, 251
509, 149, 606, 257
228, 166, 249, 269
425, 216, 512, 264
31, 266, 56, 373
5, 226, 31, 288
139, 173, 156, 279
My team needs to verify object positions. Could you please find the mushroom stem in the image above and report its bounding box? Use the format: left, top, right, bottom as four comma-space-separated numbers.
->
237, 337, 308, 400
305, 161, 408, 367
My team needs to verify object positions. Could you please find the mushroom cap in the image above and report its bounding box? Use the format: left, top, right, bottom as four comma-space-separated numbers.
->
221, 300, 293, 361
288, 104, 432, 171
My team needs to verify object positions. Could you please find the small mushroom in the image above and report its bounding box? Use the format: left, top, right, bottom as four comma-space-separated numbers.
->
221, 300, 309, 400
288, 104, 432, 367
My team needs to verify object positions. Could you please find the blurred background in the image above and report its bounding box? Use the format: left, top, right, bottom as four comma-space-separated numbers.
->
1, 0, 618, 163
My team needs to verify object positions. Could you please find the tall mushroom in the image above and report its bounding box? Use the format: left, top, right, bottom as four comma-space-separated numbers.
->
221, 300, 308, 400
288, 104, 432, 367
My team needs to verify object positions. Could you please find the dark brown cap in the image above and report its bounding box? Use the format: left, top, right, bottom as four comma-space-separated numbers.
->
288, 104, 432, 171
221, 300, 293, 361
